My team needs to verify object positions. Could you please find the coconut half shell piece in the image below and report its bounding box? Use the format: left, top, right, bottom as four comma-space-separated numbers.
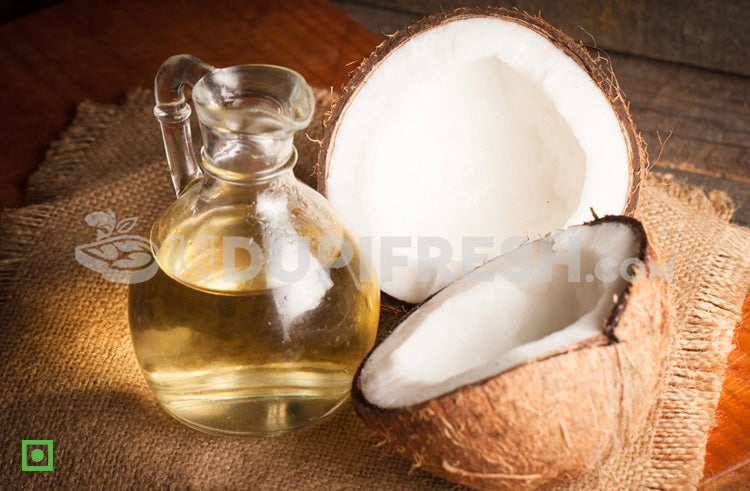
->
318, 8, 645, 304
352, 217, 671, 490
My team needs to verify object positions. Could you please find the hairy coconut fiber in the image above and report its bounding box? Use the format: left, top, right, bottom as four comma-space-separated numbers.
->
352, 217, 673, 490
1, 90, 749, 489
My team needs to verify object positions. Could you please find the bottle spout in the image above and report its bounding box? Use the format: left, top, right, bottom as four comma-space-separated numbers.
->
154, 54, 214, 196
191, 64, 315, 180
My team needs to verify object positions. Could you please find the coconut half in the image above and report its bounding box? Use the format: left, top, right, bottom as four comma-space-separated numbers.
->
319, 8, 645, 304
352, 217, 671, 490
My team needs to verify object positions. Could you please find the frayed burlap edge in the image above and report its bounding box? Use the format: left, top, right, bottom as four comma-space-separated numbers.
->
644, 172, 736, 221
639, 174, 750, 488
1, 90, 153, 305
26, 90, 154, 205
0, 204, 55, 304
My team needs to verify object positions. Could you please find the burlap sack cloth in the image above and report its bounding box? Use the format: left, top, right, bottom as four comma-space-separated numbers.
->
2, 89, 749, 489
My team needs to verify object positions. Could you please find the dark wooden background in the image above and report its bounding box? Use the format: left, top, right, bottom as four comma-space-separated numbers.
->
331, 0, 750, 75
0, 0, 747, 488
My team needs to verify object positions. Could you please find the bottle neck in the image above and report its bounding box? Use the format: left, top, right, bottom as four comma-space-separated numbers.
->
199, 122, 297, 184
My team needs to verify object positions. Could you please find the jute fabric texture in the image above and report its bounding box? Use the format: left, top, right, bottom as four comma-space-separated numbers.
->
1, 90, 748, 489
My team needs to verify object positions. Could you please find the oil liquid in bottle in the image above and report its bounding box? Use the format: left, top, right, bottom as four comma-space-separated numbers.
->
128, 209, 379, 437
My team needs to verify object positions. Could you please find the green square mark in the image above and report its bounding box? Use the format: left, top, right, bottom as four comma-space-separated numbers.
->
21, 440, 53, 471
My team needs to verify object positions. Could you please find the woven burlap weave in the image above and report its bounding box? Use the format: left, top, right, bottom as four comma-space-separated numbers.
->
1, 90, 749, 489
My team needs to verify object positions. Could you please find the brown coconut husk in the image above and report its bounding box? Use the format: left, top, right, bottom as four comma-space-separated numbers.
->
352, 216, 672, 490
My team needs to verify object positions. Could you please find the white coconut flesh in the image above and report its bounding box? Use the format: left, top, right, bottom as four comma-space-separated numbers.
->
359, 221, 638, 409
326, 17, 631, 304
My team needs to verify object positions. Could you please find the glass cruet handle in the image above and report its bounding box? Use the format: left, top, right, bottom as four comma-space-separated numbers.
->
153, 54, 214, 197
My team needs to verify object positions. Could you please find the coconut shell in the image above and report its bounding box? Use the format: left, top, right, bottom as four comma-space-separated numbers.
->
352, 216, 672, 490
317, 8, 646, 215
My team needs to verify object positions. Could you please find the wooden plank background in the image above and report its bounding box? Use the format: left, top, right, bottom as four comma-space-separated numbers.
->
330, 0, 750, 76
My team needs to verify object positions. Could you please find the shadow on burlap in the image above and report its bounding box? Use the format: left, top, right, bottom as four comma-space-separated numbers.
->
1, 90, 749, 489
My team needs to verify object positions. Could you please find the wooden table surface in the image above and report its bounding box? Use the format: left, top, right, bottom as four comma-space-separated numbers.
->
0, 0, 747, 488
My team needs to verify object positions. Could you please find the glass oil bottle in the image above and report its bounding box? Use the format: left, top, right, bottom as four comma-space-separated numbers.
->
128, 55, 379, 437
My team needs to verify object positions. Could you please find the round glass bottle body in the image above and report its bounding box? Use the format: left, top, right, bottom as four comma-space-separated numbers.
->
129, 171, 379, 437
131, 56, 379, 437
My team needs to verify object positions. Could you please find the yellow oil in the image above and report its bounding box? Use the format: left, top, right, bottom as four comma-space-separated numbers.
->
128, 208, 379, 437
